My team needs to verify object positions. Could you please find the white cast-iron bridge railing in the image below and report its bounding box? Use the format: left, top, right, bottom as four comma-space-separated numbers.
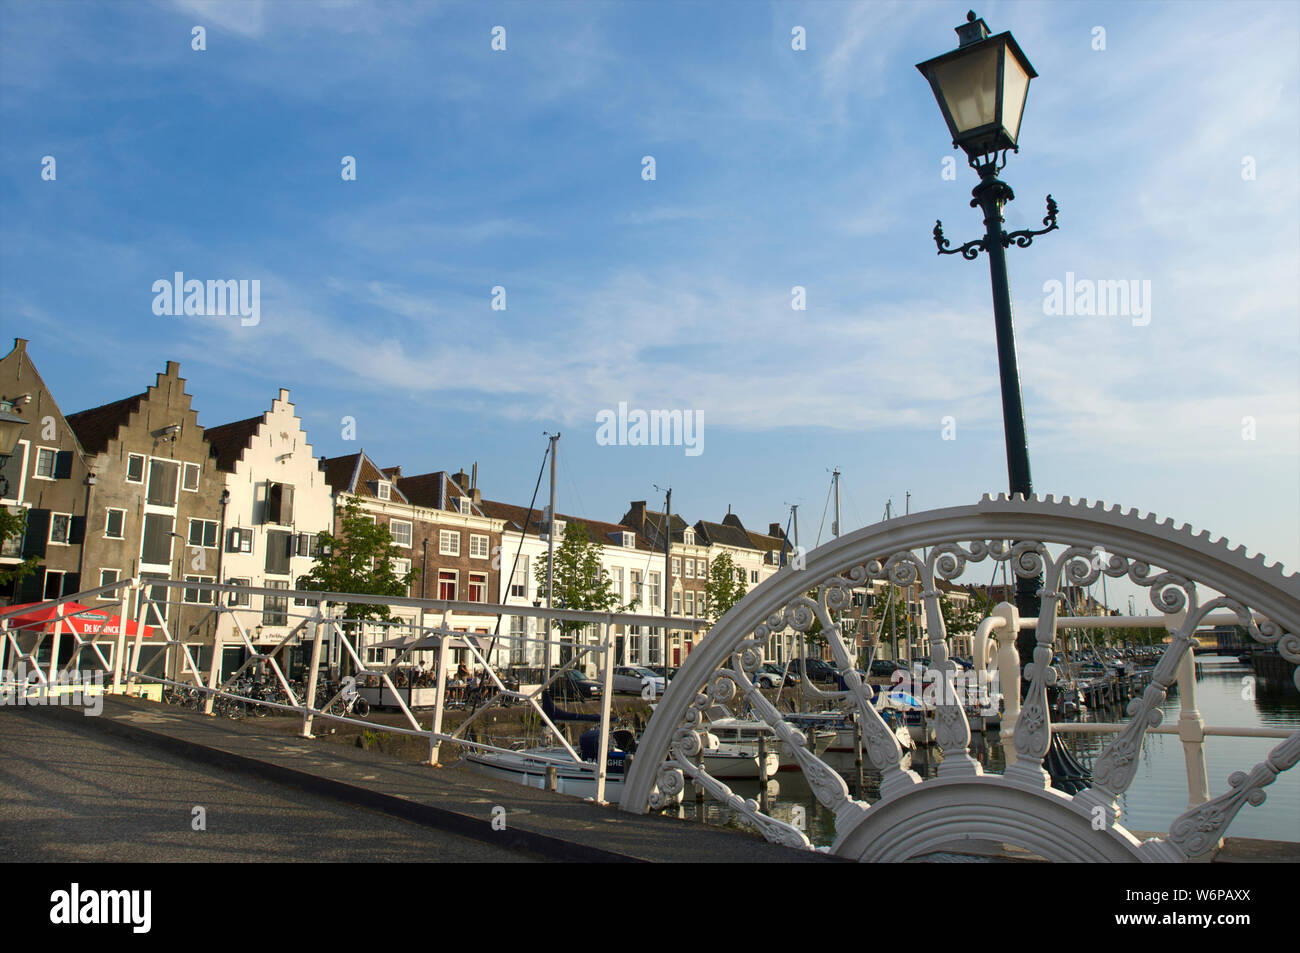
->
1, 494, 1296, 862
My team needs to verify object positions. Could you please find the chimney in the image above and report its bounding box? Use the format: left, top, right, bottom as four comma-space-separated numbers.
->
769, 523, 785, 539
626, 500, 647, 530
471, 462, 477, 491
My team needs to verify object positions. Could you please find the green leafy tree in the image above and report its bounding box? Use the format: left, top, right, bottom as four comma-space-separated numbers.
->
702, 551, 747, 624
936, 590, 985, 643
295, 498, 416, 621
0, 507, 38, 590
533, 522, 624, 640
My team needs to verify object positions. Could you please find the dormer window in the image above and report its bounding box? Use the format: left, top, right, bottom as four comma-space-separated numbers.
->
622, 532, 635, 548
683, 528, 695, 545
376, 482, 391, 500
458, 498, 472, 515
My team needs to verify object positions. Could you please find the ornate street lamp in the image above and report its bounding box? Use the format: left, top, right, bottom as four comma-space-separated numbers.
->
918, 12, 1059, 668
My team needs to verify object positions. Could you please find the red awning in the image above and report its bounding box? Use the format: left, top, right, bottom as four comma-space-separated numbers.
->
0, 601, 159, 640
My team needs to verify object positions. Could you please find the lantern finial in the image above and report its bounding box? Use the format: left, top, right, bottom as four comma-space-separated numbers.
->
956, 12, 991, 47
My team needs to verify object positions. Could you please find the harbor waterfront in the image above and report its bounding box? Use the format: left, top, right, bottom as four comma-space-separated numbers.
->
661, 656, 1300, 851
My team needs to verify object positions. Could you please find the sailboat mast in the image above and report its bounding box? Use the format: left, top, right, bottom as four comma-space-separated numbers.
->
832, 468, 841, 538
545, 432, 559, 681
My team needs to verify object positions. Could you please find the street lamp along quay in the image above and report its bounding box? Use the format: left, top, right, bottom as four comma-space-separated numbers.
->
917, 10, 1058, 650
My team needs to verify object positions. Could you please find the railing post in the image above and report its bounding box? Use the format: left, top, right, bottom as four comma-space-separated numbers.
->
596, 619, 615, 804
0, 619, 8, 685
992, 601, 1020, 765
203, 601, 225, 717
429, 629, 451, 765
48, 605, 65, 684
1173, 611, 1210, 810
301, 603, 327, 739
111, 583, 130, 693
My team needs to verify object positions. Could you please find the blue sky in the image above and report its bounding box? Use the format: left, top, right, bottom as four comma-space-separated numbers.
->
2, 0, 1298, 601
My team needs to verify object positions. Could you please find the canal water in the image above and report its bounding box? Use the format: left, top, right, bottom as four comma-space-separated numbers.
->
661, 656, 1299, 849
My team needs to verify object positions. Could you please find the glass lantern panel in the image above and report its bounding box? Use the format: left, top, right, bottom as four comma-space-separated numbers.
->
931, 44, 998, 135
1001, 49, 1031, 143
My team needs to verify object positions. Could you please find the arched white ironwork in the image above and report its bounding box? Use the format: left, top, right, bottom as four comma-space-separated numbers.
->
619, 495, 1300, 862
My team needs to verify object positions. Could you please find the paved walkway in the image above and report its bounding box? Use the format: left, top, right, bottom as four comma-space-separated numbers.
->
0, 712, 536, 862
5, 696, 833, 863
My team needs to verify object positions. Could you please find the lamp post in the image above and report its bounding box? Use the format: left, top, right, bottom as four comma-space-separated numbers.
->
917, 11, 1058, 674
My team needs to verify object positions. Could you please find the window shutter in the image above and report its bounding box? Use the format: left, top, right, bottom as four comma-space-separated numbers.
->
62, 573, 80, 596
54, 451, 74, 479
296, 533, 310, 557
17, 570, 44, 603
22, 509, 49, 557
69, 515, 86, 544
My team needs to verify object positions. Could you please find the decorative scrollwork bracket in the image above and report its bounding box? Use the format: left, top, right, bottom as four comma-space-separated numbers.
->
933, 195, 1059, 260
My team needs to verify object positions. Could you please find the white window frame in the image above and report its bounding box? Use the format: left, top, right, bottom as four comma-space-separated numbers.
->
97, 568, 120, 599
393, 557, 412, 596
377, 482, 391, 500
671, 557, 680, 577
685, 591, 695, 617
33, 446, 58, 481
621, 532, 635, 548
468, 571, 488, 603
104, 507, 126, 539
510, 556, 529, 599
469, 534, 489, 559
1, 440, 29, 504
227, 577, 251, 607
48, 512, 72, 546
437, 569, 458, 601
683, 529, 695, 545
683, 558, 694, 579
458, 498, 472, 516
439, 529, 460, 556
187, 517, 219, 549
183, 575, 216, 605
389, 518, 413, 548
182, 462, 200, 492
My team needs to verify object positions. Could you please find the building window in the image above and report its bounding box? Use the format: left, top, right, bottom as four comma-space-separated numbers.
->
393, 557, 412, 596
97, 569, 120, 598
228, 527, 253, 553
182, 462, 200, 492
438, 570, 457, 601
621, 532, 635, 548
510, 556, 529, 599
43, 570, 66, 600
683, 558, 694, 579
188, 518, 218, 548
439, 530, 460, 556
468, 572, 487, 603
105, 508, 126, 539
509, 616, 526, 665
685, 591, 695, 617
649, 571, 661, 607
377, 482, 391, 500
34, 447, 57, 480
265, 530, 292, 575
126, 453, 145, 483
227, 578, 251, 607
750, 570, 759, 584
49, 513, 72, 545
141, 513, 174, 565
458, 498, 472, 515
0, 443, 27, 504
683, 529, 695, 545
672, 591, 682, 615
295, 533, 319, 558
146, 459, 180, 506
469, 534, 489, 559
671, 557, 680, 577
262, 580, 289, 625
389, 519, 413, 547
266, 482, 294, 525
630, 570, 642, 609
184, 576, 216, 605
698, 559, 707, 577
610, 566, 623, 599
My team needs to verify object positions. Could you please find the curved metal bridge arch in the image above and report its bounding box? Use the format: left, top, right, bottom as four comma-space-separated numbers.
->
620, 494, 1300, 862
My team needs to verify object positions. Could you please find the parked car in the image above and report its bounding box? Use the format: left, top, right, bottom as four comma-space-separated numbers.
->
785, 658, 839, 682
869, 659, 902, 677
603, 665, 666, 695
551, 669, 603, 702
755, 663, 800, 688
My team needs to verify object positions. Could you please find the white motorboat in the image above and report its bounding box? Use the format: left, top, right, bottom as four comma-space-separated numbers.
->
464, 745, 627, 799
699, 732, 782, 779
705, 716, 836, 772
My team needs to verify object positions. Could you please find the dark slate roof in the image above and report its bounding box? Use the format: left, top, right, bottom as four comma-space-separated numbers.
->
397, 472, 447, 509
694, 517, 758, 551
482, 499, 652, 551
204, 415, 262, 473
65, 393, 146, 455
352, 453, 407, 502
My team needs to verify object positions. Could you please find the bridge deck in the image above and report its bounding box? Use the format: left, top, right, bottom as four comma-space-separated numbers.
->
6, 696, 834, 863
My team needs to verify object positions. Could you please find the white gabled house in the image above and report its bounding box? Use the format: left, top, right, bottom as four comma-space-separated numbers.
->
204, 388, 334, 677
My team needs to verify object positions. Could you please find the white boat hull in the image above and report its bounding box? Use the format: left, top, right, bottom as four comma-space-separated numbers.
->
463, 748, 626, 800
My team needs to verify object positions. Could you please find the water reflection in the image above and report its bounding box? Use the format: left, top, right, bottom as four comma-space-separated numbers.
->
663, 656, 1299, 849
